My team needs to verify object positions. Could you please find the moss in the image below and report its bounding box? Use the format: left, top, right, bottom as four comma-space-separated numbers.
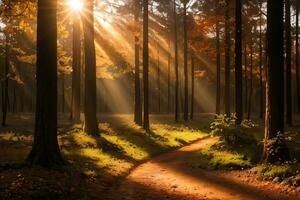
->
188, 137, 251, 170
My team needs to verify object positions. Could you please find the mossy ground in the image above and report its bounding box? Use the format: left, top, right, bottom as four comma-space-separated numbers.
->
0, 114, 210, 199
0, 113, 299, 199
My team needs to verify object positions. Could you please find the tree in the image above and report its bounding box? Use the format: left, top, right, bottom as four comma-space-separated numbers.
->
247, 28, 253, 120
157, 42, 161, 113
263, 0, 290, 163
224, 0, 231, 116
259, 0, 264, 119
71, 10, 81, 123
2, 34, 10, 126
83, 0, 99, 135
174, 0, 179, 122
134, 0, 142, 126
183, 0, 189, 122
235, 0, 243, 124
190, 55, 194, 120
215, 6, 221, 115
296, 0, 300, 113
27, 0, 64, 166
285, 0, 292, 125
143, 0, 150, 131
244, 34, 248, 113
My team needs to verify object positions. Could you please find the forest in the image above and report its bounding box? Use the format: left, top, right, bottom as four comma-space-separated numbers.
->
0, 0, 299, 199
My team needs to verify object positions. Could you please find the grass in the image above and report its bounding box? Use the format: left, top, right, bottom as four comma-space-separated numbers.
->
0, 113, 210, 179
0, 113, 299, 199
0, 114, 212, 199
60, 121, 208, 179
187, 137, 252, 170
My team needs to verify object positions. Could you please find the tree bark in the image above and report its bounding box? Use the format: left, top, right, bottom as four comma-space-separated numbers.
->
244, 35, 248, 113
248, 29, 253, 120
174, 0, 179, 123
285, 0, 292, 125
157, 44, 161, 113
134, 0, 142, 125
2, 34, 9, 126
83, 0, 99, 135
235, 0, 243, 124
190, 56, 194, 120
61, 74, 65, 113
263, 0, 290, 163
143, 0, 150, 131
27, 0, 64, 166
71, 12, 81, 123
224, 0, 231, 116
216, 19, 221, 115
259, 0, 264, 119
167, 42, 171, 114
296, 0, 300, 113
183, 1, 189, 122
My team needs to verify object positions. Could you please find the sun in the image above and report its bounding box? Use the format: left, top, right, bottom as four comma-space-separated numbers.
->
68, 0, 83, 12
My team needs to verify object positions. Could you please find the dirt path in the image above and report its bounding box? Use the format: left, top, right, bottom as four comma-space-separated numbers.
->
104, 137, 299, 200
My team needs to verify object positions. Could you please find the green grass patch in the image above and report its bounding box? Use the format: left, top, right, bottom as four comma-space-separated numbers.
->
250, 163, 300, 186
60, 121, 208, 178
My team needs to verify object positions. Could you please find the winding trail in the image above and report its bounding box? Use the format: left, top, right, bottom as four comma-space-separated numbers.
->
104, 137, 299, 200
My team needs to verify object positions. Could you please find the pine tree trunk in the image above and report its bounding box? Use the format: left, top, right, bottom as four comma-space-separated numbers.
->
259, 0, 264, 119
143, 0, 150, 131
174, 0, 179, 123
62, 74, 65, 113
183, 1, 189, 122
134, 0, 142, 125
27, 0, 64, 167
71, 13, 81, 123
263, 0, 290, 163
216, 19, 221, 115
235, 0, 243, 124
285, 0, 292, 125
224, 0, 231, 116
167, 44, 171, 114
2, 34, 9, 126
83, 0, 99, 135
296, 0, 300, 113
157, 45, 161, 113
244, 36, 248, 113
248, 29, 253, 120
190, 56, 194, 120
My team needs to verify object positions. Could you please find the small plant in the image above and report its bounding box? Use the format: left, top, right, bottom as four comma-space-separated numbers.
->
210, 114, 241, 145
241, 119, 256, 128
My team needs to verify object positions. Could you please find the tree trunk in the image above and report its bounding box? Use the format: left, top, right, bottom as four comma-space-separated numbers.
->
259, 0, 264, 119
296, 0, 300, 113
143, 0, 150, 131
216, 20, 221, 115
157, 44, 161, 113
2, 34, 9, 126
244, 36, 248, 113
83, 0, 99, 135
248, 29, 253, 120
183, 1, 189, 122
190, 56, 194, 120
174, 0, 179, 122
167, 42, 171, 114
62, 74, 65, 113
263, 0, 290, 163
134, 0, 142, 125
27, 0, 64, 166
71, 13, 81, 123
285, 0, 292, 125
224, 0, 231, 116
235, 0, 243, 124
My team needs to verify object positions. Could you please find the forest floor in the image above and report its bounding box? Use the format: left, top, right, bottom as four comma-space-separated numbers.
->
104, 136, 300, 200
0, 114, 299, 199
